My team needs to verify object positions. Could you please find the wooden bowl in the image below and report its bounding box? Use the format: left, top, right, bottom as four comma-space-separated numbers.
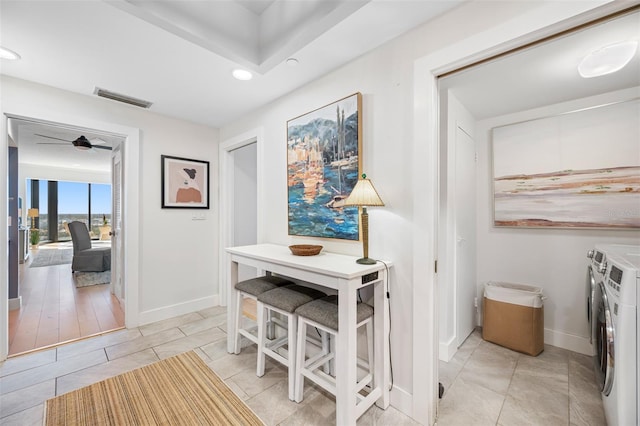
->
289, 244, 323, 256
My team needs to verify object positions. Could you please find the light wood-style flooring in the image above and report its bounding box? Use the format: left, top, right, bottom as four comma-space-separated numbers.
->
8, 246, 124, 356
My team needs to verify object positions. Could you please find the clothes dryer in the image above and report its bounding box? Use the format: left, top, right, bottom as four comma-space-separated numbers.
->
593, 244, 639, 426
587, 247, 608, 345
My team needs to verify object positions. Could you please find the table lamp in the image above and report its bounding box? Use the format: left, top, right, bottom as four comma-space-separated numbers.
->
28, 208, 39, 229
344, 174, 385, 264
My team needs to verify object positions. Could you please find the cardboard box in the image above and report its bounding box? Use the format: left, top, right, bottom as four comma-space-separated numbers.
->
482, 282, 544, 356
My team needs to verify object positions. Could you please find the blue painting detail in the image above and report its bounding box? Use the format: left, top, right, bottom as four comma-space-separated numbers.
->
287, 94, 361, 240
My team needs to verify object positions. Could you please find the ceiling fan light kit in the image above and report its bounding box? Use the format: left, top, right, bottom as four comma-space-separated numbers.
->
578, 40, 638, 78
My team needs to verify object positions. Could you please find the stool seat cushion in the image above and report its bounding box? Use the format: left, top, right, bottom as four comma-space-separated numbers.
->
258, 284, 326, 313
235, 275, 293, 296
295, 295, 374, 331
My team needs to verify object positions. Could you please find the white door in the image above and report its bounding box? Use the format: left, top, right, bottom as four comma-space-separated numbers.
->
231, 143, 258, 282
455, 125, 476, 347
111, 144, 124, 305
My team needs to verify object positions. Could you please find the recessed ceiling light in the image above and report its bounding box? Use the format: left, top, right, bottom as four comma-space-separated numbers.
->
232, 69, 253, 81
578, 40, 638, 78
286, 58, 299, 67
0, 46, 21, 60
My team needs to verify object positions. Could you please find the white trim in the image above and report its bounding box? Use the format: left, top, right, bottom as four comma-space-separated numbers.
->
414, 1, 619, 423
544, 328, 594, 356
138, 295, 220, 326
390, 384, 413, 419
439, 336, 457, 363
218, 128, 263, 307
8, 297, 22, 311
0, 111, 140, 361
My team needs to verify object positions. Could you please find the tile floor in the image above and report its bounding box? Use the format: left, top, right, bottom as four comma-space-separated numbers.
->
1, 308, 606, 426
437, 330, 606, 425
9, 244, 124, 355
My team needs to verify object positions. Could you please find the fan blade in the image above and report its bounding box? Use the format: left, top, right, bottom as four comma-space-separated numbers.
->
35, 133, 72, 142
92, 145, 113, 151
36, 142, 70, 146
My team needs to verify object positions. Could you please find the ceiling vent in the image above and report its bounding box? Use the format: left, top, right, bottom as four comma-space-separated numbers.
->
94, 87, 153, 109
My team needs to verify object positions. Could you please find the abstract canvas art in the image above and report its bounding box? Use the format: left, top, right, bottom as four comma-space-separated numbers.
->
161, 155, 210, 209
492, 99, 639, 228
287, 93, 362, 240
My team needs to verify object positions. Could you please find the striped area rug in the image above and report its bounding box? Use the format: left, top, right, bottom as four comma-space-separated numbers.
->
44, 351, 264, 425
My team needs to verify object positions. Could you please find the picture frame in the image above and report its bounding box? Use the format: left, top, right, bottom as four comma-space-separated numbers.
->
161, 155, 210, 209
492, 99, 639, 229
287, 93, 362, 240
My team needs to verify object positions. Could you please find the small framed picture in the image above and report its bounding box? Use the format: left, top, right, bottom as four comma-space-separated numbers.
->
161, 155, 210, 209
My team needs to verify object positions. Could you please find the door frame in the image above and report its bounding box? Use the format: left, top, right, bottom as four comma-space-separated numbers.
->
412, 2, 623, 423
1, 112, 140, 361
218, 127, 264, 307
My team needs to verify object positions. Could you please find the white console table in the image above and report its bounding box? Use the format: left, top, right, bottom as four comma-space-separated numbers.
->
226, 243, 391, 425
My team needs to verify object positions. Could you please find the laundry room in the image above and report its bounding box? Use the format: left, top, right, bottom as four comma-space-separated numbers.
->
437, 10, 639, 361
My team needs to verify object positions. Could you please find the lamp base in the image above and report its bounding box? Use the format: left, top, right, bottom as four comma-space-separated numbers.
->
356, 257, 377, 265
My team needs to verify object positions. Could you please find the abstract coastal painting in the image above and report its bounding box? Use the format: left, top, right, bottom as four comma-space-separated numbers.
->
287, 93, 362, 240
492, 99, 639, 229
161, 155, 210, 209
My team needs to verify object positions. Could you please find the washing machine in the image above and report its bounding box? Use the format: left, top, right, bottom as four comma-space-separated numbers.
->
587, 247, 608, 345
593, 244, 639, 426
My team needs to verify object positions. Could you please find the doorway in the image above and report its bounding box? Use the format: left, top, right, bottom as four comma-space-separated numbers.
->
219, 128, 262, 307
5, 117, 126, 356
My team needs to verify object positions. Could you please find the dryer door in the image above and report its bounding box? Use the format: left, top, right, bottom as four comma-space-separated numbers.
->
586, 266, 596, 343
595, 281, 615, 396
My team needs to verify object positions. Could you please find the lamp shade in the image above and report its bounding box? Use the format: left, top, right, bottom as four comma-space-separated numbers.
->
344, 175, 384, 207
27, 208, 39, 218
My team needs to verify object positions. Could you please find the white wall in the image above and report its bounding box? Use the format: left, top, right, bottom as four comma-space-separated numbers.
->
1, 75, 220, 329
476, 87, 640, 355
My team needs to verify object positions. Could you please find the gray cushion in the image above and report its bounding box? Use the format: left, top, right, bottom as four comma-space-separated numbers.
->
295, 295, 374, 330
235, 275, 293, 296
258, 284, 326, 313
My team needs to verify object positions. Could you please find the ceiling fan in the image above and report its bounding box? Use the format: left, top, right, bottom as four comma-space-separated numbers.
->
35, 134, 112, 151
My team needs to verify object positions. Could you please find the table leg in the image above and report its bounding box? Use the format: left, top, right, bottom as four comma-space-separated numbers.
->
227, 260, 239, 353
336, 283, 358, 425
375, 271, 390, 409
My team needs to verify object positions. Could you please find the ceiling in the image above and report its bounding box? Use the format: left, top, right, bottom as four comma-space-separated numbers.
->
0, 0, 462, 128
440, 8, 640, 119
1, 2, 639, 172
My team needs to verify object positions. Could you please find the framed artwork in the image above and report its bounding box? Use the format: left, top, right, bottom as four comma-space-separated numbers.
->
287, 93, 362, 240
161, 155, 210, 209
492, 99, 639, 228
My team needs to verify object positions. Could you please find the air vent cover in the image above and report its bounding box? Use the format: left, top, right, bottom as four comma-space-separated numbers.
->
94, 87, 152, 109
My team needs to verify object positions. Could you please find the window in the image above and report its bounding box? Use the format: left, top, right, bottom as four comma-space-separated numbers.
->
90, 183, 111, 237
27, 179, 111, 242
58, 181, 89, 241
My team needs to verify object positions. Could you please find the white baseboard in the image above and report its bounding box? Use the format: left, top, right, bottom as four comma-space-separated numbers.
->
138, 295, 220, 326
544, 328, 593, 356
439, 336, 456, 362
8, 296, 21, 311
390, 384, 413, 419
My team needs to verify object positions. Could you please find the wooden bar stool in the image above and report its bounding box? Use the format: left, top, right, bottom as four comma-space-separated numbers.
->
293, 295, 374, 412
256, 284, 326, 401
233, 275, 293, 354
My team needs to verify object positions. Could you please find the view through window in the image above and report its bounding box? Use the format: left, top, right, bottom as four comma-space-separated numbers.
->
27, 179, 111, 243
